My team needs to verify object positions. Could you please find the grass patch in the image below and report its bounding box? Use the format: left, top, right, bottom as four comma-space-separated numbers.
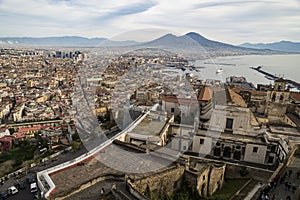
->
209, 179, 249, 200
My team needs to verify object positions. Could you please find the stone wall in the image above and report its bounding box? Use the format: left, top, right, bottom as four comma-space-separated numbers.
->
126, 182, 149, 200
128, 161, 226, 199
184, 163, 226, 198
184, 167, 210, 197
128, 166, 185, 198
225, 164, 272, 182
208, 164, 226, 196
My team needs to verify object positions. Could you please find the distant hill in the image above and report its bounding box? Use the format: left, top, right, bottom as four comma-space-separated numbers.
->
239, 41, 300, 53
0, 36, 139, 47
0, 33, 289, 58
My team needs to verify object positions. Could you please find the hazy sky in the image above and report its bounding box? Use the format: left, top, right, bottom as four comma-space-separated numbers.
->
0, 0, 300, 44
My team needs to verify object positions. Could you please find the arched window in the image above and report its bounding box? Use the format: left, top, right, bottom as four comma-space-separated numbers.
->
223, 146, 232, 158
271, 93, 276, 102
278, 85, 282, 91
214, 147, 221, 157
279, 94, 284, 102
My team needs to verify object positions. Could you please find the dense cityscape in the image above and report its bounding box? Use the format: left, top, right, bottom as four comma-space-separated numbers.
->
1, 1, 300, 200
0, 45, 299, 200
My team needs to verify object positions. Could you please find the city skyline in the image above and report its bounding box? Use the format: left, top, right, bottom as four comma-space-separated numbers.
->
0, 0, 300, 44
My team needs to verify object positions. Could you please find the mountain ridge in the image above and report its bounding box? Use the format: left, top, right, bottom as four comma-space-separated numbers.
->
239, 40, 300, 52
0, 33, 297, 54
0, 36, 139, 47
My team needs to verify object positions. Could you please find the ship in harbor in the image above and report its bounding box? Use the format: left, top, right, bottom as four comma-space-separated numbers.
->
216, 68, 224, 73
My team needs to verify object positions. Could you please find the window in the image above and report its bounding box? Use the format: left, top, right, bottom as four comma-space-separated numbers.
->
268, 156, 274, 164
279, 94, 284, 102
200, 139, 204, 145
171, 108, 175, 113
226, 118, 234, 130
253, 147, 258, 153
270, 145, 276, 153
267, 145, 277, 153
272, 94, 276, 102
278, 85, 282, 91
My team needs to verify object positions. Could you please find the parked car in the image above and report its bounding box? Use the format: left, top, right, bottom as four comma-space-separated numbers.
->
7, 186, 18, 195
30, 182, 38, 193
0, 191, 8, 199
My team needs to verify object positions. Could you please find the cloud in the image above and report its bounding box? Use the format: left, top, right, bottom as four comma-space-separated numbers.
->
0, 0, 299, 44
193, 0, 260, 9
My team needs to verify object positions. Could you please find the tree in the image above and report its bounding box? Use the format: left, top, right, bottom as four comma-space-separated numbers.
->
71, 141, 80, 149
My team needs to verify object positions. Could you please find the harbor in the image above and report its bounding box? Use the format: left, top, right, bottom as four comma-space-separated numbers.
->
251, 66, 300, 90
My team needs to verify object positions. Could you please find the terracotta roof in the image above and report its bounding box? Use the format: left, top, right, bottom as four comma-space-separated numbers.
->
162, 96, 178, 103
232, 88, 266, 96
290, 92, 300, 102
13, 133, 26, 139
0, 135, 14, 142
162, 96, 198, 105
198, 86, 212, 101
227, 89, 247, 108
18, 125, 49, 133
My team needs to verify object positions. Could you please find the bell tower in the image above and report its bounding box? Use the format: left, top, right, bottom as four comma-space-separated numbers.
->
265, 78, 290, 121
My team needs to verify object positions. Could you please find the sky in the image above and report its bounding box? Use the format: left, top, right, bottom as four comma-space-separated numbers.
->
0, 0, 300, 44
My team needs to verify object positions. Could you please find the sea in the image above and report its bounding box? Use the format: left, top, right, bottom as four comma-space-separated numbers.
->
192, 54, 300, 90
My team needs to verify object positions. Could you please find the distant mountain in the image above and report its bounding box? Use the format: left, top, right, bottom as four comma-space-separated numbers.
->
0, 33, 290, 58
0, 36, 140, 47
100, 40, 140, 47
184, 32, 249, 51
239, 41, 300, 52
142, 32, 276, 58
0, 36, 106, 47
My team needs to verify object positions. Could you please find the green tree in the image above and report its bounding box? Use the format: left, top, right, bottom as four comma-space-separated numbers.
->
71, 141, 80, 149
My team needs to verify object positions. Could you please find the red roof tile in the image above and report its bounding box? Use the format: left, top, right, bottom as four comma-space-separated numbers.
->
13, 133, 26, 139
291, 92, 300, 102
0, 135, 14, 142
18, 125, 49, 133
